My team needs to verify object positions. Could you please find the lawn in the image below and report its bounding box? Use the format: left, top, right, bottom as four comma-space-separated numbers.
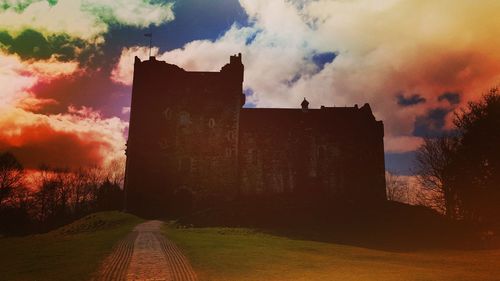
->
0, 211, 142, 281
165, 225, 500, 281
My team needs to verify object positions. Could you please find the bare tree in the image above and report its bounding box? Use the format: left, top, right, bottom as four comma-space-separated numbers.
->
105, 159, 126, 187
0, 152, 24, 208
414, 136, 458, 217
385, 172, 410, 203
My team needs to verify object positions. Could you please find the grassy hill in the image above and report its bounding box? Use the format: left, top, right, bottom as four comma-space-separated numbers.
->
0, 211, 142, 281
165, 225, 500, 281
3, 207, 499, 281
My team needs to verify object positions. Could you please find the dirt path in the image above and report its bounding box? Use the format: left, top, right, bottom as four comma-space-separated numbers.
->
93, 221, 197, 281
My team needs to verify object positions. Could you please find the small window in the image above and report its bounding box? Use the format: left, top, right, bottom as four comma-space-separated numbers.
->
163, 108, 171, 120
225, 148, 234, 157
208, 118, 216, 128
179, 111, 190, 126
159, 138, 169, 149
226, 130, 237, 141
247, 149, 258, 164
190, 158, 197, 172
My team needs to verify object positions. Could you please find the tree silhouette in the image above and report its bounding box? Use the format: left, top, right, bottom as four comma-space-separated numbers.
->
415, 136, 457, 216
416, 88, 500, 222
385, 172, 410, 203
0, 152, 24, 208
96, 179, 123, 211
453, 88, 500, 221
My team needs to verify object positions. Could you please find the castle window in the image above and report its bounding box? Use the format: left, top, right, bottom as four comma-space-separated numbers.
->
190, 157, 197, 172
208, 118, 216, 128
225, 148, 234, 157
226, 130, 237, 141
163, 108, 172, 120
179, 111, 190, 126
247, 149, 258, 164
159, 138, 169, 150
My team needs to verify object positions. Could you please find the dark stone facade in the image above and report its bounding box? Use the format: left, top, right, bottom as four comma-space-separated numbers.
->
124, 54, 386, 217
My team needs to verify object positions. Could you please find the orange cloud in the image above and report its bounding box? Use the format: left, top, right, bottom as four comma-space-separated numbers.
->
0, 107, 126, 169
0, 52, 127, 170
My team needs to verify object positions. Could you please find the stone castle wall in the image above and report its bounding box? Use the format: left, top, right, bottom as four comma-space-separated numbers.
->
124, 54, 386, 217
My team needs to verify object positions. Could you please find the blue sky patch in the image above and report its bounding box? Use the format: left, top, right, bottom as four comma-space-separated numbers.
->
104, 0, 248, 54
243, 88, 256, 108
312, 52, 336, 69
385, 151, 416, 176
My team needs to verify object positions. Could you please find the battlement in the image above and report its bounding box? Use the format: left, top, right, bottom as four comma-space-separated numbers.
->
230, 53, 242, 64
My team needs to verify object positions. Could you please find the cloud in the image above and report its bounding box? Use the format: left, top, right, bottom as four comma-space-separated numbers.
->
438, 92, 461, 105
27, 56, 79, 77
0, 106, 126, 169
0, 29, 92, 61
385, 135, 424, 153
0, 51, 126, 169
111, 46, 153, 85
0, 1, 175, 172
0, 0, 174, 41
112, 0, 500, 156
413, 108, 452, 137
397, 93, 426, 107
0, 51, 78, 109
0, 53, 37, 108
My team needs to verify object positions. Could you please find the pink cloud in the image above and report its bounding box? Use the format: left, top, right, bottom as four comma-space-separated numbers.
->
0, 107, 126, 169
112, 0, 500, 156
0, 52, 127, 170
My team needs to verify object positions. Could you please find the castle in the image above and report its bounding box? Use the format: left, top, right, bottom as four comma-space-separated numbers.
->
124, 54, 386, 217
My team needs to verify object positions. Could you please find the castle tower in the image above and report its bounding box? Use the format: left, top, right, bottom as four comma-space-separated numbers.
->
124, 54, 245, 217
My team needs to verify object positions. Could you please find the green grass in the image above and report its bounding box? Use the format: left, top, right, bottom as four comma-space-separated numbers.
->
0, 211, 142, 281
165, 225, 500, 281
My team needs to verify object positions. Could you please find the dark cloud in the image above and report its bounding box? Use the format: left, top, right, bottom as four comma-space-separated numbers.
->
0, 29, 91, 62
438, 92, 461, 105
413, 108, 451, 137
31, 69, 131, 119
0, 123, 112, 169
396, 93, 426, 106
385, 151, 416, 176
1, 0, 57, 12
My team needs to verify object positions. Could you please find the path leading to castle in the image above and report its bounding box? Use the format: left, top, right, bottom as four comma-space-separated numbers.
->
93, 220, 198, 281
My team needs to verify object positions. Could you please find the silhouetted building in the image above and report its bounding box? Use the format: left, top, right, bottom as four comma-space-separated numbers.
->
124, 54, 386, 217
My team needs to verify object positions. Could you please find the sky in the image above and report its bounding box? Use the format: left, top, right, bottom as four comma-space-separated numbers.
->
1, 0, 500, 175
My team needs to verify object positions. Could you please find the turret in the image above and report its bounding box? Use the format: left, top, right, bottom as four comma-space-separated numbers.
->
301, 98, 309, 112
221, 53, 244, 84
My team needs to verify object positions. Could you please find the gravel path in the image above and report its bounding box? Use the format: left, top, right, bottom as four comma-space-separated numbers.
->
93, 221, 197, 281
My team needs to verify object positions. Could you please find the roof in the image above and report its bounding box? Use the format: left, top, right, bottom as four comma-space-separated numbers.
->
240, 104, 377, 132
